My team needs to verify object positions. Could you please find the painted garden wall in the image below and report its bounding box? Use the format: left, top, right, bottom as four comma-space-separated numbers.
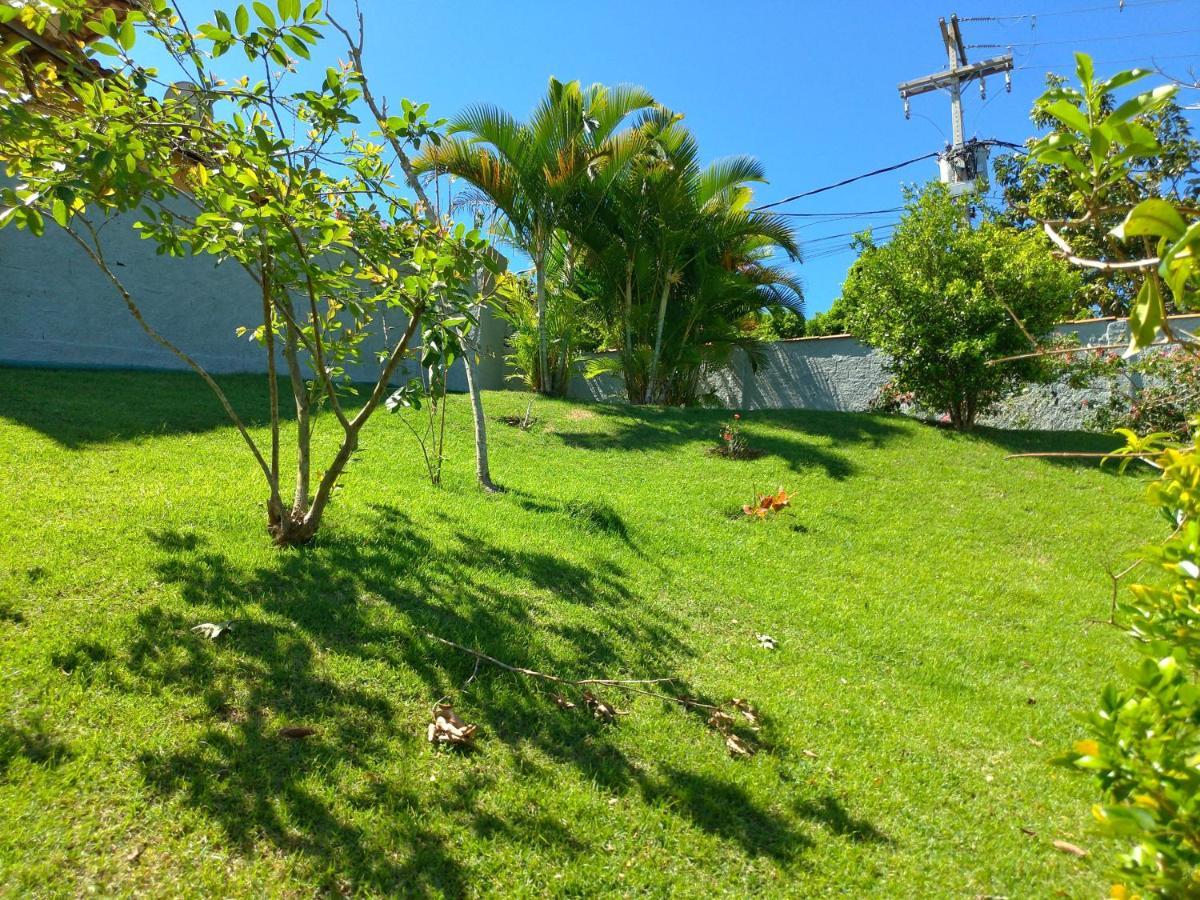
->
569, 315, 1200, 431
0, 209, 511, 391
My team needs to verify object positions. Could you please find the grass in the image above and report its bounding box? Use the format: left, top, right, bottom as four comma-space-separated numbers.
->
0, 366, 1162, 897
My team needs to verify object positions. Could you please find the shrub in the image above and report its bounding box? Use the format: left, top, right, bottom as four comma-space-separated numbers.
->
840, 183, 1079, 430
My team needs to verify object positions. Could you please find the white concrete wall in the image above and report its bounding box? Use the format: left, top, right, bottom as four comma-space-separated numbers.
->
568, 315, 1200, 431
0, 206, 509, 391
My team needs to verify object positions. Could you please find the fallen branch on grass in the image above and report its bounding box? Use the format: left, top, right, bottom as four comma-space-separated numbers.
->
422, 631, 724, 713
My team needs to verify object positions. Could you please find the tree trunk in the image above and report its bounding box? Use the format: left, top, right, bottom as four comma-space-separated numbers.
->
464, 300, 499, 492
646, 275, 672, 405
275, 309, 424, 546
535, 250, 550, 394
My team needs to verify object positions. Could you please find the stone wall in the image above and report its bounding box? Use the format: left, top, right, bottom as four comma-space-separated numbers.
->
0, 205, 510, 391
568, 315, 1200, 431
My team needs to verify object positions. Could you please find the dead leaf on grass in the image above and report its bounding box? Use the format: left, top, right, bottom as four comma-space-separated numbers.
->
731, 698, 761, 728
553, 694, 577, 710
1052, 839, 1088, 858
725, 733, 756, 758
706, 710, 736, 733
191, 621, 232, 640
427, 704, 477, 747
278, 726, 317, 740
583, 691, 619, 722
756, 633, 777, 650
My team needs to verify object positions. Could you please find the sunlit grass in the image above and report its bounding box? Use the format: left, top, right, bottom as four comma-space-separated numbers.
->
0, 367, 1158, 896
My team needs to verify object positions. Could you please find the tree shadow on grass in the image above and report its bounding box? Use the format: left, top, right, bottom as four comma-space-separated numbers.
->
552, 405, 908, 480
61, 506, 870, 891
0, 716, 73, 781
0, 368, 291, 449
963, 424, 1144, 474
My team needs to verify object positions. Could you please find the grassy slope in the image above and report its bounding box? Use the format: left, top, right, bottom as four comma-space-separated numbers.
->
0, 367, 1160, 897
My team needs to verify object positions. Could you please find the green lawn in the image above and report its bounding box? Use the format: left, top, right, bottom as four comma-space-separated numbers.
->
0, 367, 1161, 897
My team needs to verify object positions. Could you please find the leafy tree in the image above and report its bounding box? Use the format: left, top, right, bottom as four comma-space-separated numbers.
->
840, 183, 1078, 430
0, 0, 499, 544
804, 299, 851, 337
413, 77, 655, 394
748, 303, 806, 341
994, 71, 1199, 317
1025, 54, 1200, 896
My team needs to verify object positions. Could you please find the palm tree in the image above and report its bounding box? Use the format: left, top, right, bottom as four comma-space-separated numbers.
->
413, 78, 656, 393
575, 117, 802, 404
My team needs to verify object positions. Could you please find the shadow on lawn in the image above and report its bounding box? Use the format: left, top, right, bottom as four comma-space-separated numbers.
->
553, 405, 907, 480
968, 424, 1139, 473
69, 506, 871, 892
0, 368, 289, 448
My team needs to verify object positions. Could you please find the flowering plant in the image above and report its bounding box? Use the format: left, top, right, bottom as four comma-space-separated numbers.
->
716, 413, 751, 458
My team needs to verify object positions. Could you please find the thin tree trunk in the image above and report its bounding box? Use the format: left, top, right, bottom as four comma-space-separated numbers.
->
535, 250, 550, 394
622, 263, 639, 404
295, 308, 426, 543
259, 255, 283, 524
646, 273, 672, 405
464, 298, 499, 491
277, 302, 310, 517
332, 17, 498, 490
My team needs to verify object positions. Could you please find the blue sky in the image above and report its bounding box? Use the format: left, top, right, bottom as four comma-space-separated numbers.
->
156, 0, 1200, 314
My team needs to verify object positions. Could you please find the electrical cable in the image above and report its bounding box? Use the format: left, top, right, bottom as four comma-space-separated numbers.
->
969, 26, 1200, 49
753, 153, 939, 211
961, 0, 1183, 22
774, 206, 904, 219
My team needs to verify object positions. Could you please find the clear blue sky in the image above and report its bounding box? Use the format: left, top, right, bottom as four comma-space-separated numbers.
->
160, 0, 1200, 314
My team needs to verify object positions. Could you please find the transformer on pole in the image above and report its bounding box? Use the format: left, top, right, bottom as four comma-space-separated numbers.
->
897, 14, 1013, 196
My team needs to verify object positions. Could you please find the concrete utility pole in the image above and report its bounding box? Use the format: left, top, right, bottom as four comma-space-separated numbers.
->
897, 14, 1013, 194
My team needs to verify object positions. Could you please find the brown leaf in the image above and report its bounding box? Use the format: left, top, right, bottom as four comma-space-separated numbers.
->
707, 710, 736, 733
1052, 840, 1088, 858
801, 749, 819, 760
583, 691, 618, 722
427, 703, 477, 747
125, 843, 145, 864
278, 726, 317, 739
725, 733, 756, 758
731, 698, 760, 727
553, 694, 577, 710
1020, 826, 1037, 837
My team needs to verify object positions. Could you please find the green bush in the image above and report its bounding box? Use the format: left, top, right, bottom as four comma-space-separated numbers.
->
840, 183, 1078, 430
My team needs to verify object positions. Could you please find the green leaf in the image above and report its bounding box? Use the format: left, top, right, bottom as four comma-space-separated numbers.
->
1112, 199, 1187, 242
1126, 277, 1165, 356
1099, 68, 1149, 94
118, 19, 136, 51
51, 198, 68, 228
1043, 99, 1090, 134
1074, 52, 1094, 88
304, 0, 323, 19
1105, 84, 1178, 127
252, 2, 277, 27
1033, 148, 1087, 175
234, 5, 249, 34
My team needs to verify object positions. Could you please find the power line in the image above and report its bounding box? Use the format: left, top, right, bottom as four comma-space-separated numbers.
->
961, 0, 1183, 22
774, 206, 904, 219
1016, 50, 1200, 70
969, 26, 1200, 49
754, 153, 939, 211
